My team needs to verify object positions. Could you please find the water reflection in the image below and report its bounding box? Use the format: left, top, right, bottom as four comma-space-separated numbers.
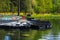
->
20, 19, 60, 40
0, 29, 20, 40
4, 35, 11, 40
0, 19, 60, 40
39, 32, 60, 40
38, 19, 60, 40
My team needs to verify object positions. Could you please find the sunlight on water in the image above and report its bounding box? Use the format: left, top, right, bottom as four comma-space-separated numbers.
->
38, 39, 47, 40
38, 32, 60, 40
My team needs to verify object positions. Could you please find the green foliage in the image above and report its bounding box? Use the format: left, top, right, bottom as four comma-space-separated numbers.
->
20, 0, 32, 13
0, 0, 60, 14
0, 0, 10, 12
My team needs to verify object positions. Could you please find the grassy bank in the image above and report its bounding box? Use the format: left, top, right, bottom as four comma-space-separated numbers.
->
31, 14, 60, 20
0, 13, 60, 20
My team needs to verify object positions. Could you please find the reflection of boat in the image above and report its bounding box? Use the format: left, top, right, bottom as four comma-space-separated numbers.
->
4, 35, 11, 40
0, 16, 52, 30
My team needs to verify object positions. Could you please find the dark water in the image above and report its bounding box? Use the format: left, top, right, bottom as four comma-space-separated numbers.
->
0, 19, 60, 40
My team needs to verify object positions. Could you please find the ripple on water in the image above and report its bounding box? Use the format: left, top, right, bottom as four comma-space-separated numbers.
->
39, 33, 60, 40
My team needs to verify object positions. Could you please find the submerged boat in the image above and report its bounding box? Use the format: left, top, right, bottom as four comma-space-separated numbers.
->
0, 16, 52, 30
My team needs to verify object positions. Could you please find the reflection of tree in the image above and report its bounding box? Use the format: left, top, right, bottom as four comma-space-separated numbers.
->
34, 30, 50, 40
20, 30, 37, 40
51, 19, 60, 36
33, 19, 60, 40
33, 31, 42, 40
46, 19, 60, 40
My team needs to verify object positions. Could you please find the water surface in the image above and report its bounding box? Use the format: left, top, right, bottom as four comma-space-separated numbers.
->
0, 19, 60, 40
20, 19, 60, 40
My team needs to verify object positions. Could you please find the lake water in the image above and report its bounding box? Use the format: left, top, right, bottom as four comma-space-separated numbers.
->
20, 19, 60, 40
0, 19, 60, 40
